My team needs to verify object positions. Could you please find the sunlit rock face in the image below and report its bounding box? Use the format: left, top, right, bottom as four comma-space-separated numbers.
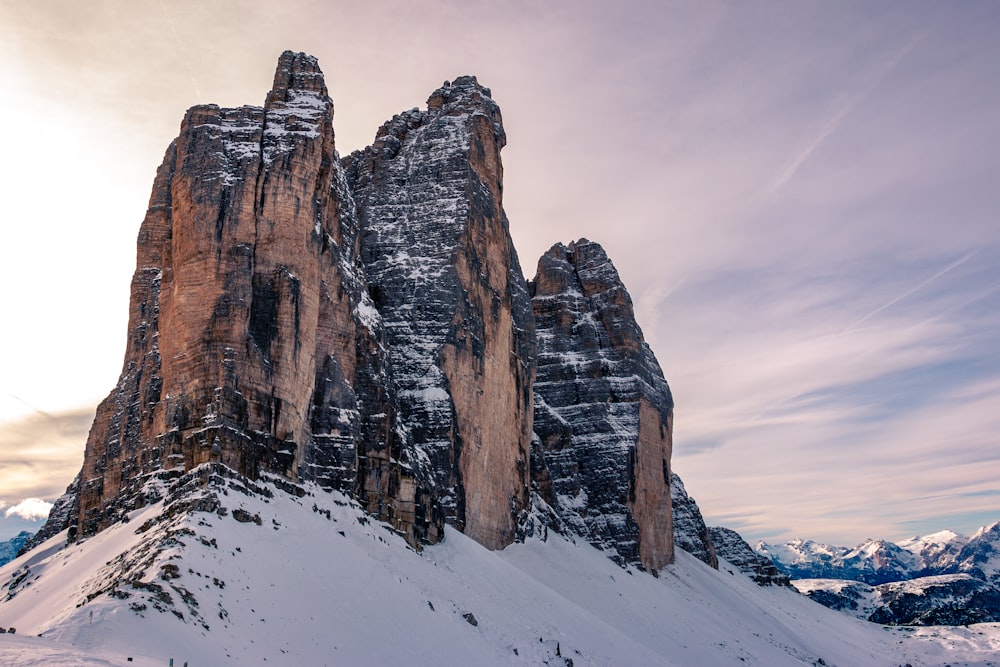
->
345, 77, 535, 550
34, 54, 694, 566
529, 239, 675, 571
66, 52, 431, 544
45, 57, 536, 552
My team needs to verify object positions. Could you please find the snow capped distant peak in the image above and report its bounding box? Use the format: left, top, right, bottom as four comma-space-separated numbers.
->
897, 529, 963, 550
972, 521, 1000, 539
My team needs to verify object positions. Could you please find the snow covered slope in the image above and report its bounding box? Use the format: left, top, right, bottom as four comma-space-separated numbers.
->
2, 466, 998, 666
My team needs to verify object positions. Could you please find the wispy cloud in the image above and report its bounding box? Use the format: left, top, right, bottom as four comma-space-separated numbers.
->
843, 249, 979, 333
665, 249, 1000, 544
767, 34, 923, 195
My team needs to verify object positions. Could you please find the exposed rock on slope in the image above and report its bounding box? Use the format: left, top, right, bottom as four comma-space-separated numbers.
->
709, 526, 789, 586
530, 239, 674, 571
672, 473, 718, 568
30, 53, 690, 567
344, 77, 535, 550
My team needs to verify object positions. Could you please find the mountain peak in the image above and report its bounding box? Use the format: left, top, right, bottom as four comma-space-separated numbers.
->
427, 75, 492, 107
531, 237, 676, 571
425, 75, 505, 148
266, 50, 329, 104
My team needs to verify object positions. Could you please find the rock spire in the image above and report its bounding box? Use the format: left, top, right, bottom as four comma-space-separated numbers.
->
31, 53, 691, 570
530, 239, 675, 571
344, 76, 535, 550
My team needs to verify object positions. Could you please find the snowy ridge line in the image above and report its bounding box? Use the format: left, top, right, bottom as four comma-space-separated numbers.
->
3, 462, 997, 665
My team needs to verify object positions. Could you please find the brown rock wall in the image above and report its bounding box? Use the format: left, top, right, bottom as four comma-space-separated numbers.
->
630, 397, 675, 570
70, 52, 425, 539
441, 106, 531, 550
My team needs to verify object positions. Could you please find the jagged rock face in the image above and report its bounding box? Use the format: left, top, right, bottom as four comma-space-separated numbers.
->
947, 522, 1000, 584
32, 55, 695, 565
529, 239, 674, 571
344, 77, 535, 550
671, 473, 718, 568
68, 52, 432, 544
708, 527, 790, 586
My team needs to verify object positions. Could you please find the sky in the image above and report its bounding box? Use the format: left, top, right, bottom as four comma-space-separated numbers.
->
0, 0, 998, 546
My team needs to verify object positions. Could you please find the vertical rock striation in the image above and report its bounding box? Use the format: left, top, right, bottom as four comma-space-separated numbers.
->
67, 52, 433, 544
344, 77, 535, 550
530, 239, 674, 571
33, 54, 715, 570
671, 472, 719, 568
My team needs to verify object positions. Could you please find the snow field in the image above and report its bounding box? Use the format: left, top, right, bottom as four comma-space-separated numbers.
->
2, 471, 999, 666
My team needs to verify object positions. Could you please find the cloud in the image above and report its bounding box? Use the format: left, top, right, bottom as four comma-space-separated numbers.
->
0, 408, 91, 505
766, 34, 923, 195
843, 249, 980, 333
4, 498, 54, 521
659, 246, 1000, 545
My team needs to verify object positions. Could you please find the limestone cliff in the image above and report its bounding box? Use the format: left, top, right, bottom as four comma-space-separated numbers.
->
344, 78, 535, 550
32, 55, 702, 568
67, 52, 434, 544
530, 240, 674, 571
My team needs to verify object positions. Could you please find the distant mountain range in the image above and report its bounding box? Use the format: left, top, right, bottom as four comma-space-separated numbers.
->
756, 522, 1000, 624
0, 532, 32, 567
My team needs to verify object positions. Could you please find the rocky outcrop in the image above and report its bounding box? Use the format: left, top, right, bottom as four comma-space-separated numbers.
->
670, 473, 718, 568
709, 527, 790, 586
530, 240, 674, 571
30, 54, 695, 568
345, 77, 535, 550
